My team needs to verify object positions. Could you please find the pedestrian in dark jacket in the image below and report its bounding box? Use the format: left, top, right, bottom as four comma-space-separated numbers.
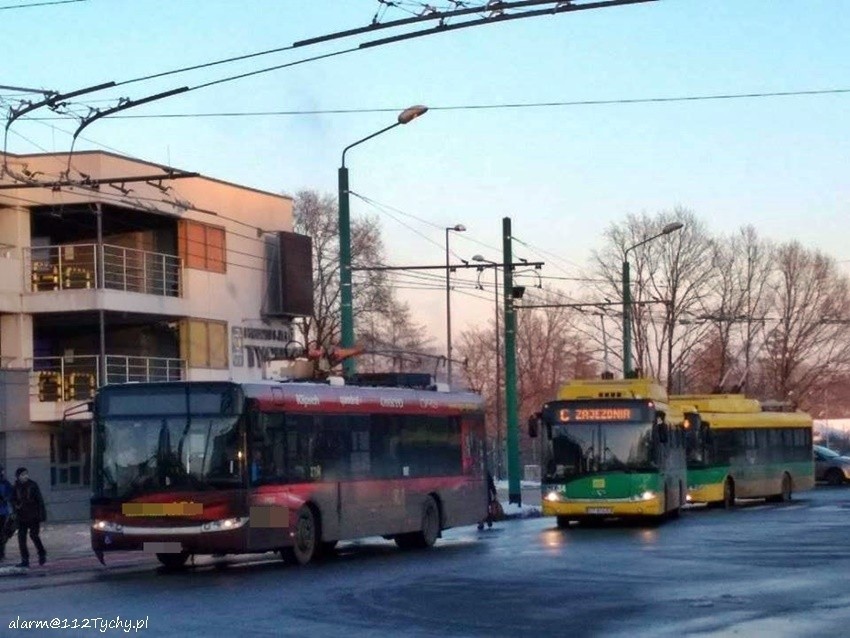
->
11, 467, 47, 568
0, 466, 12, 561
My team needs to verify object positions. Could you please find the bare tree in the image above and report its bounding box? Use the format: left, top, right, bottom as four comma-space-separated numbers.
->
358, 297, 434, 374
291, 190, 422, 364
591, 207, 715, 389
688, 225, 774, 391
758, 241, 850, 402
735, 226, 775, 391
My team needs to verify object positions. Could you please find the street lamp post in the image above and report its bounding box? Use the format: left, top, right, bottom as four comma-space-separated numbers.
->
445, 224, 466, 386
473, 254, 502, 478
338, 105, 428, 378
622, 221, 683, 378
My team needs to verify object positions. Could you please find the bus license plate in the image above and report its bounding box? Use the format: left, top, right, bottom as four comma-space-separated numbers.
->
586, 507, 612, 515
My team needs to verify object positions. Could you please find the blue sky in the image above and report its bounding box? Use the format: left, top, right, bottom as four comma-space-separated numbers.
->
3, 0, 850, 343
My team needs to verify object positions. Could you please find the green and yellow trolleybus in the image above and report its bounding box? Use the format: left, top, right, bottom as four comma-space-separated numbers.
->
670, 394, 814, 508
529, 378, 687, 528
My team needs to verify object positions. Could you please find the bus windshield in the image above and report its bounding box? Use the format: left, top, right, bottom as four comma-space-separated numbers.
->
546, 422, 655, 480
95, 384, 244, 498
99, 415, 242, 498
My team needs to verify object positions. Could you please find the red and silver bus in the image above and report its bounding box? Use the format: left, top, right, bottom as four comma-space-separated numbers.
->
90, 377, 487, 568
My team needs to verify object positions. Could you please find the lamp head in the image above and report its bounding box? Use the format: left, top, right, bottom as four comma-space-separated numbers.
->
472, 254, 485, 262
449, 224, 466, 232
398, 105, 428, 124
662, 222, 684, 235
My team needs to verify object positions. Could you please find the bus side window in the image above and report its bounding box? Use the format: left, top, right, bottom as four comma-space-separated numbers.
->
314, 415, 351, 481
250, 413, 271, 485
350, 417, 371, 478
284, 414, 314, 483
371, 414, 402, 479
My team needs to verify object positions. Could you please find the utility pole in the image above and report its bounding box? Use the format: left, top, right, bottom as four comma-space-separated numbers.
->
503, 217, 521, 506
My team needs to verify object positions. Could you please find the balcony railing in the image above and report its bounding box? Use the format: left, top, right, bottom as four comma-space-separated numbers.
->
29, 355, 186, 402
25, 243, 182, 297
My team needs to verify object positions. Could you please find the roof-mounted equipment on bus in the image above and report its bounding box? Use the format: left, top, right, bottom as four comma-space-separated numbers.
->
348, 372, 436, 390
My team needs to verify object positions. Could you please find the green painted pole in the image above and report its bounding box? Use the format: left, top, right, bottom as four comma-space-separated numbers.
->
336, 108, 428, 378
503, 216, 521, 506
622, 259, 631, 378
338, 165, 356, 377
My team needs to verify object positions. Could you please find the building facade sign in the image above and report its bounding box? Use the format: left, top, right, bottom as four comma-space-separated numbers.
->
236, 322, 297, 368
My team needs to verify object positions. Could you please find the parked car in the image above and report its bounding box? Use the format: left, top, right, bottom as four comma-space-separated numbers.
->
814, 445, 850, 485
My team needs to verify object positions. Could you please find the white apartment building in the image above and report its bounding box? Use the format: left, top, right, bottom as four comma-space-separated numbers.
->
0, 150, 311, 520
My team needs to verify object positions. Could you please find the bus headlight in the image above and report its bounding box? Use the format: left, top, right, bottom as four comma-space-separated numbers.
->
545, 491, 562, 502
639, 491, 656, 501
201, 517, 246, 533
92, 520, 124, 533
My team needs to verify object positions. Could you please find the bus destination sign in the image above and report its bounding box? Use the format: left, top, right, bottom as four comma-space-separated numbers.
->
558, 407, 638, 422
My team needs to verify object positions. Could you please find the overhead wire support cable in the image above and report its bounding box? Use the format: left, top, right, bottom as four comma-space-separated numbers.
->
3, 81, 115, 171
0, 171, 198, 191
358, 0, 657, 49
68, 87, 189, 144
293, 0, 648, 48
352, 261, 543, 271
63, 87, 189, 174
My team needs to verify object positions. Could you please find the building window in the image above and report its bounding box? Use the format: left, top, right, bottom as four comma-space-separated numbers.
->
179, 220, 226, 273
181, 319, 229, 369
50, 429, 91, 489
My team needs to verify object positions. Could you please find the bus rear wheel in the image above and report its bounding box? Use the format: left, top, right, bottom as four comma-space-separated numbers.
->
156, 551, 189, 569
723, 479, 735, 509
779, 473, 793, 502
281, 506, 319, 566
396, 496, 440, 550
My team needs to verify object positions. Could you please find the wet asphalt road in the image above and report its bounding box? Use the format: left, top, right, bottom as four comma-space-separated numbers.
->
5, 487, 850, 637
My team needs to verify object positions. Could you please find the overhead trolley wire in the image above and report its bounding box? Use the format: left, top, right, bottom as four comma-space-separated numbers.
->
0, 0, 85, 10
30, 87, 850, 121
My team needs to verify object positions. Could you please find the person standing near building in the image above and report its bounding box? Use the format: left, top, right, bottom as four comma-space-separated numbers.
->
11, 467, 46, 568
0, 466, 12, 561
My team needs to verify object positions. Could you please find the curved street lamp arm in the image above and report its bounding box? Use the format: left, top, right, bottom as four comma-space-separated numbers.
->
341, 122, 400, 168
625, 230, 665, 257
624, 222, 684, 257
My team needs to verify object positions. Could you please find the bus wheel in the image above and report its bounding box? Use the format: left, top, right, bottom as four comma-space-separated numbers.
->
668, 486, 682, 519
156, 552, 189, 570
282, 506, 318, 565
396, 496, 440, 549
556, 516, 571, 529
320, 541, 338, 557
723, 479, 735, 509
826, 468, 845, 486
780, 473, 792, 502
